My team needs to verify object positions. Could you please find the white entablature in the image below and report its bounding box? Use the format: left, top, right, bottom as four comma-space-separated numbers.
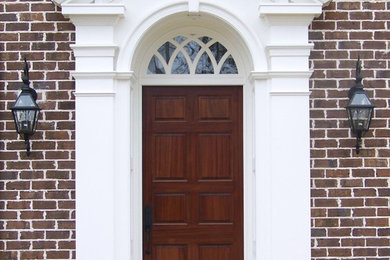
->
52, 0, 331, 5
51, 1, 330, 260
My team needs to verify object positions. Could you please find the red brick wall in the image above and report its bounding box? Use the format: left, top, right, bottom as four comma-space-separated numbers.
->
0, 0, 76, 259
310, 1, 390, 259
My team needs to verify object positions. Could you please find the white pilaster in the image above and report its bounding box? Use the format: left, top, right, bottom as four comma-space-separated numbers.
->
73, 72, 116, 260
60, 3, 126, 260
256, 2, 323, 259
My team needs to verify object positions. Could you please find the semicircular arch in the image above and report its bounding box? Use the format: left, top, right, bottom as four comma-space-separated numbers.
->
116, 2, 266, 75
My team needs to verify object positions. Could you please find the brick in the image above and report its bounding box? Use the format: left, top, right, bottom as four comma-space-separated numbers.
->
350, 11, 373, 20
20, 251, 44, 259
6, 3, 29, 12
19, 32, 44, 41
378, 188, 390, 197
6, 23, 29, 31
46, 251, 70, 259
337, 21, 361, 30
317, 238, 340, 247
19, 13, 44, 22
20, 211, 44, 220
366, 218, 389, 227
341, 199, 364, 207
31, 3, 56, 12
367, 238, 389, 247
315, 218, 339, 227
46, 211, 70, 220
362, 21, 386, 29
378, 228, 390, 237
362, 1, 385, 10
379, 248, 390, 256
31, 42, 55, 51
311, 248, 327, 257
6, 221, 30, 229
329, 189, 351, 197
32, 221, 55, 230
315, 199, 338, 207
353, 248, 377, 256
349, 31, 373, 40
340, 218, 363, 227
365, 198, 388, 207
328, 248, 352, 256
47, 231, 70, 239
337, 2, 361, 10
20, 231, 45, 240
31, 23, 55, 31
32, 240, 56, 249
7, 201, 31, 210
6, 241, 31, 250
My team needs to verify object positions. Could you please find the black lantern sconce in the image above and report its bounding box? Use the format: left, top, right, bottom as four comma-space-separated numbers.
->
11, 59, 40, 156
346, 57, 374, 154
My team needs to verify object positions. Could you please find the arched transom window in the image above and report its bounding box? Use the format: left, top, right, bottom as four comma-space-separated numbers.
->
147, 35, 238, 75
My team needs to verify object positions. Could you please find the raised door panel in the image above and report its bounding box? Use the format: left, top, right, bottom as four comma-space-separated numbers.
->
153, 134, 187, 181
153, 245, 187, 260
197, 134, 232, 180
199, 245, 232, 260
199, 193, 233, 224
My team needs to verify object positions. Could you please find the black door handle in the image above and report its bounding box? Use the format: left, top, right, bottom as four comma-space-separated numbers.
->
144, 205, 152, 255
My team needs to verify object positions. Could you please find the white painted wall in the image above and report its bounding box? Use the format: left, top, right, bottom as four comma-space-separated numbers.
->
52, 0, 327, 259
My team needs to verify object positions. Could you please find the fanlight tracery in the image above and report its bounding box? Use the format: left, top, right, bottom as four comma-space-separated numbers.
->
147, 35, 238, 75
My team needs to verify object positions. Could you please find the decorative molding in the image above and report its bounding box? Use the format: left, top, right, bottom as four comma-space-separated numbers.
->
52, 0, 118, 6
258, 3, 323, 17
58, 3, 125, 26
141, 74, 244, 86
188, 0, 200, 14
266, 44, 314, 57
71, 45, 118, 57
269, 91, 311, 96
74, 92, 116, 97
61, 4, 125, 16
249, 70, 313, 81
51, 0, 69, 6
71, 71, 135, 80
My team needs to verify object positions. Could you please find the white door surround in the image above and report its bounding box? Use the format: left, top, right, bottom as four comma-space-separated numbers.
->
52, 1, 330, 259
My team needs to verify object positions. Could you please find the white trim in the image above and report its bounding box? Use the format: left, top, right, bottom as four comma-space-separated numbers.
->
269, 91, 311, 96
56, 0, 324, 259
141, 75, 244, 86
71, 71, 135, 80
61, 4, 125, 16
71, 45, 118, 57
188, 0, 200, 13
129, 23, 256, 260
74, 92, 115, 97
266, 44, 314, 57
258, 3, 323, 17
249, 70, 314, 81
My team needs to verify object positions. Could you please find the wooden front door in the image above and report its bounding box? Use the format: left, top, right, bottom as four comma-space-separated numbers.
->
143, 86, 243, 260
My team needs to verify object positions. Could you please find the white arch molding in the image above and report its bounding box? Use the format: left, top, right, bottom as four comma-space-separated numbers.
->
128, 16, 256, 260
54, 1, 326, 259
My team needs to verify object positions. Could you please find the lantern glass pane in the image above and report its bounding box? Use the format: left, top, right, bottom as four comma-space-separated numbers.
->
15, 92, 36, 107
349, 107, 373, 131
350, 92, 372, 106
14, 109, 39, 134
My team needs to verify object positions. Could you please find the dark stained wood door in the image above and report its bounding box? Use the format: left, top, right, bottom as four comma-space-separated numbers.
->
143, 86, 243, 260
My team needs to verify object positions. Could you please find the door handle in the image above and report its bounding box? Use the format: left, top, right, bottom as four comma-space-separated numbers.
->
144, 205, 152, 255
